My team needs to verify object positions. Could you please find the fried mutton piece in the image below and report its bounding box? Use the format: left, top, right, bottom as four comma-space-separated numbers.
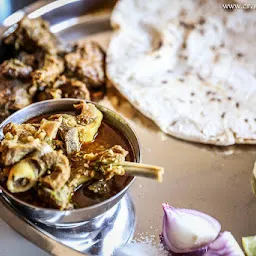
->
59, 77, 91, 100
36, 76, 90, 101
31, 54, 64, 94
4, 16, 59, 54
0, 59, 32, 79
17, 51, 44, 69
65, 41, 105, 88
0, 59, 32, 118
0, 77, 32, 117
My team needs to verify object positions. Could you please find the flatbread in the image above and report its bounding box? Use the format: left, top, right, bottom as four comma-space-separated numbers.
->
107, 0, 256, 146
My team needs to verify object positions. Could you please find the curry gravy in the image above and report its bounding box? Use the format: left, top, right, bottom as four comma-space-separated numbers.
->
9, 115, 134, 209
73, 121, 134, 208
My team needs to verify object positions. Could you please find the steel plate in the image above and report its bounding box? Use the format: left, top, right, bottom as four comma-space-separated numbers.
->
0, 0, 255, 255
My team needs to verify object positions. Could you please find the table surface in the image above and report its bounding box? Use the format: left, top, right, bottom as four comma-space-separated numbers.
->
0, 218, 48, 256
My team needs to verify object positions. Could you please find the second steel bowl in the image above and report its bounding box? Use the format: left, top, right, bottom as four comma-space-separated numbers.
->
0, 99, 140, 227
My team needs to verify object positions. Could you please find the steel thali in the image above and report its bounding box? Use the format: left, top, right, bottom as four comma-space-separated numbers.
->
0, 0, 256, 255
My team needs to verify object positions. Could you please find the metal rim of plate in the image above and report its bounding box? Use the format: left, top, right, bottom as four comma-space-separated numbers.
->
0, 1, 137, 255
0, 193, 136, 256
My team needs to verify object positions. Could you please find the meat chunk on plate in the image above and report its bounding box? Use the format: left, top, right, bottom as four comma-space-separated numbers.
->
65, 41, 105, 88
17, 51, 44, 69
0, 75, 32, 120
30, 54, 64, 94
58, 76, 91, 100
36, 76, 90, 101
0, 59, 32, 79
0, 59, 33, 118
4, 17, 59, 55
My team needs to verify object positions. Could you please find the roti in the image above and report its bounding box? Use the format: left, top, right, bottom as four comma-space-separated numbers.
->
106, 0, 256, 146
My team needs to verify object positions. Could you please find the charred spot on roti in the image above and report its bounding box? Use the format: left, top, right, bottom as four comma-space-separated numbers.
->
236, 102, 240, 108
179, 8, 187, 17
179, 21, 195, 30
158, 41, 163, 49
227, 96, 232, 101
236, 52, 244, 58
198, 17, 206, 25
221, 112, 226, 119
162, 80, 167, 84
206, 91, 217, 96
197, 74, 204, 81
171, 121, 177, 126
191, 92, 195, 96
244, 119, 248, 123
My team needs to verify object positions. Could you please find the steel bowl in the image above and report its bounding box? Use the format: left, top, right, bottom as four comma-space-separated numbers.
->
0, 99, 140, 227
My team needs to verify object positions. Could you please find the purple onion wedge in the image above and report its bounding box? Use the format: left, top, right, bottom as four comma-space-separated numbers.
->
161, 204, 221, 254
161, 204, 244, 256
205, 232, 244, 256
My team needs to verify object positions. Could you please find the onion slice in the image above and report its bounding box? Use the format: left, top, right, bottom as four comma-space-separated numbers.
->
161, 204, 221, 254
205, 232, 244, 256
251, 161, 256, 196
